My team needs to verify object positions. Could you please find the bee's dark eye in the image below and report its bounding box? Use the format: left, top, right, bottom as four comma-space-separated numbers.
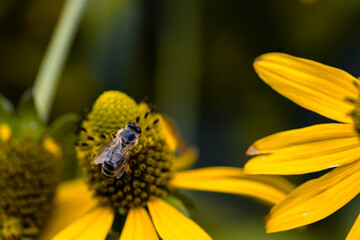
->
127, 122, 141, 133
127, 122, 136, 129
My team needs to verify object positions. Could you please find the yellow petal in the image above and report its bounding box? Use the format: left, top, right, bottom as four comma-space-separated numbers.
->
162, 115, 198, 170
245, 123, 360, 175
148, 198, 212, 240
51, 207, 114, 240
247, 123, 355, 154
171, 167, 294, 206
254, 53, 358, 123
161, 115, 185, 152
119, 207, 158, 240
266, 160, 360, 233
38, 179, 97, 240
346, 214, 360, 240
171, 147, 198, 171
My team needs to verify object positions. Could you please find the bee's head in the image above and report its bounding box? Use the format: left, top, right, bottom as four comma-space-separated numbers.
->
127, 122, 142, 134
120, 122, 141, 144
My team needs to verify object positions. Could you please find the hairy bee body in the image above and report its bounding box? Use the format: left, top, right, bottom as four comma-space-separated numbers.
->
94, 122, 142, 179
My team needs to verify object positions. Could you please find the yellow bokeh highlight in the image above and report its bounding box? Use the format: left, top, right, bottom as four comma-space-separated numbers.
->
0, 124, 11, 141
43, 136, 62, 158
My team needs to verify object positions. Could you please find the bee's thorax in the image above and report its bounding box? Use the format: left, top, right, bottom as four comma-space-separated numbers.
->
121, 129, 137, 144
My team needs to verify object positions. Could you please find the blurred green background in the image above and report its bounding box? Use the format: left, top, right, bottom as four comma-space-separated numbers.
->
2, 0, 360, 239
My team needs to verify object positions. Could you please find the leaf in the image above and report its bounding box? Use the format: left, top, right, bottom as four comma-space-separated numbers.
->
0, 93, 14, 124
46, 112, 80, 140
15, 89, 45, 139
163, 195, 191, 218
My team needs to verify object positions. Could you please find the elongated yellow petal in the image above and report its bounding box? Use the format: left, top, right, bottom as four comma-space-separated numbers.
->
148, 198, 212, 240
247, 123, 355, 154
346, 214, 360, 240
171, 167, 294, 205
38, 179, 97, 240
266, 160, 360, 233
51, 207, 114, 240
254, 53, 358, 123
245, 124, 360, 175
119, 207, 158, 240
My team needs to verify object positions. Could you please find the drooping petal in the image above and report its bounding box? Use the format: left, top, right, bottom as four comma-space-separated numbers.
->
171, 147, 198, 171
51, 207, 114, 240
119, 207, 158, 240
38, 179, 97, 240
162, 115, 198, 171
245, 123, 360, 175
254, 53, 358, 123
346, 214, 360, 240
161, 115, 182, 152
266, 160, 360, 233
148, 198, 212, 240
171, 167, 294, 205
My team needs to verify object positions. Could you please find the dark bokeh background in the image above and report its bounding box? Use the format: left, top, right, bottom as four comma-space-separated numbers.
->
1, 0, 360, 239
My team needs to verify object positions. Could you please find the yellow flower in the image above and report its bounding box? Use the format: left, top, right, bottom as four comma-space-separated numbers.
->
0, 90, 73, 240
0, 135, 61, 240
244, 52, 360, 239
44, 91, 294, 240
0, 91, 81, 240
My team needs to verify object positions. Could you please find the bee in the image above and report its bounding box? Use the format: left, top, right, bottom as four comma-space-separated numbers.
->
94, 122, 142, 179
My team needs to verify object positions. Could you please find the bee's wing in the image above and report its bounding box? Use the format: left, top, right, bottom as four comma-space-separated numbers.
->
110, 142, 133, 162
114, 163, 128, 179
94, 138, 120, 164
112, 143, 135, 179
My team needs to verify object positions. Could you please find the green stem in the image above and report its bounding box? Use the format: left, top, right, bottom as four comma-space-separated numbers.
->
33, 0, 88, 123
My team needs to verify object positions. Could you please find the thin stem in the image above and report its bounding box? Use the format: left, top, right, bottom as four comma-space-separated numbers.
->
33, 0, 88, 123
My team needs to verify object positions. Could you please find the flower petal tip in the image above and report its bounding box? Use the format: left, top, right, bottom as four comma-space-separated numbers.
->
254, 56, 263, 64
263, 213, 271, 223
246, 146, 258, 155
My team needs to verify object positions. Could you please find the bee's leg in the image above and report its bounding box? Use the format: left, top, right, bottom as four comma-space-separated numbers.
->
125, 164, 130, 173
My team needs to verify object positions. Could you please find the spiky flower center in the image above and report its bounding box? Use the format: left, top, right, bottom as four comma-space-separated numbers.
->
76, 91, 175, 212
0, 136, 60, 240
